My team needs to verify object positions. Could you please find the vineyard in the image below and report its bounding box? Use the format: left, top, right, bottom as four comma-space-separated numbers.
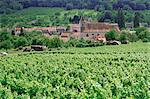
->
0, 43, 150, 98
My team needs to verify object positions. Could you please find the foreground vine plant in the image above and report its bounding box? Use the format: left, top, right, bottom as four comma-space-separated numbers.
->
0, 43, 150, 98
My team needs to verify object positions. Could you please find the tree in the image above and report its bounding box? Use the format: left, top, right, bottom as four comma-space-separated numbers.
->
145, 2, 150, 10
0, 0, 149, 14
135, 4, 146, 10
139, 30, 150, 42
119, 32, 128, 43
14, 37, 29, 48
103, 2, 112, 10
64, 38, 79, 48
134, 12, 140, 28
48, 37, 64, 48
98, 16, 105, 22
94, 5, 100, 11
65, 3, 73, 10
123, 5, 132, 10
105, 30, 118, 41
0, 40, 13, 50
127, 32, 138, 42
117, 8, 125, 29
0, 32, 12, 42
98, 5, 105, 11
134, 27, 150, 42
104, 11, 112, 20
71, 15, 81, 24
32, 36, 46, 45
134, 27, 147, 37
97, 12, 105, 22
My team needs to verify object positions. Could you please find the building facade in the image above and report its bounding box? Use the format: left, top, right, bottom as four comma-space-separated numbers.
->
14, 26, 66, 36
14, 18, 120, 42
67, 18, 120, 42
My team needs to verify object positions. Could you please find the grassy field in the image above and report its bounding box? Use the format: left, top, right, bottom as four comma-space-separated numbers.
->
0, 43, 150, 98
1, 7, 150, 29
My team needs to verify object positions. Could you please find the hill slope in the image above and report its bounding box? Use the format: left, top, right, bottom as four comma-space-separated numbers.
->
0, 7, 98, 28
1, 7, 150, 29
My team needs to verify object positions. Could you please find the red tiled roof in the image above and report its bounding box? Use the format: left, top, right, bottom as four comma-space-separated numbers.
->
15, 28, 21, 31
83, 29, 111, 33
23, 26, 66, 32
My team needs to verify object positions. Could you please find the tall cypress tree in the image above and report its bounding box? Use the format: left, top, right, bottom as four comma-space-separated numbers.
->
117, 8, 125, 29
134, 12, 140, 28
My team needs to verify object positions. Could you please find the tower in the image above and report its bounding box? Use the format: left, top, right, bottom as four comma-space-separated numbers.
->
79, 17, 85, 33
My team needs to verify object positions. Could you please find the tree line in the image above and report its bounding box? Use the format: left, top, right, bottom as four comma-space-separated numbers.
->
0, 0, 150, 14
0, 26, 150, 50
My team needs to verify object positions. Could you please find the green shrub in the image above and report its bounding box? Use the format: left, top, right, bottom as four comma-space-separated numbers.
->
119, 32, 128, 43
134, 27, 147, 37
127, 32, 138, 42
13, 37, 29, 48
32, 36, 47, 45
143, 38, 149, 42
0, 32, 12, 42
0, 40, 13, 50
139, 30, 150, 41
65, 38, 79, 47
48, 37, 64, 48
75, 38, 104, 48
105, 30, 119, 41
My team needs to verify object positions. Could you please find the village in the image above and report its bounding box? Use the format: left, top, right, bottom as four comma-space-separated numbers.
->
14, 18, 116, 42
0, 16, 149, 54
14, 17, 150, 43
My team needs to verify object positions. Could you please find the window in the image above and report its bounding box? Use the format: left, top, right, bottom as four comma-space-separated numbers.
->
73, 30, 78, 32
86, 34, 89, 37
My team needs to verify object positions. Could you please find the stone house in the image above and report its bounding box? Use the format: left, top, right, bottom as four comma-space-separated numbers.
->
125, 22, 134, 30
62, 18, 120, 42
14, 26, 66, 36
125, 22, 150, 30
139, 23, 149, 28
60, 32, 72, 42
14, 27, 24, 35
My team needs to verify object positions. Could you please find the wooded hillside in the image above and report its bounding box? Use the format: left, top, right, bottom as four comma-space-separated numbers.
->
1, 8, 150, 29
0, 0, 150, 14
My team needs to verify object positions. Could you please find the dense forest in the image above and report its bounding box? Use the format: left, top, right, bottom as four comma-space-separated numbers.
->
0, 0, 150, 14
